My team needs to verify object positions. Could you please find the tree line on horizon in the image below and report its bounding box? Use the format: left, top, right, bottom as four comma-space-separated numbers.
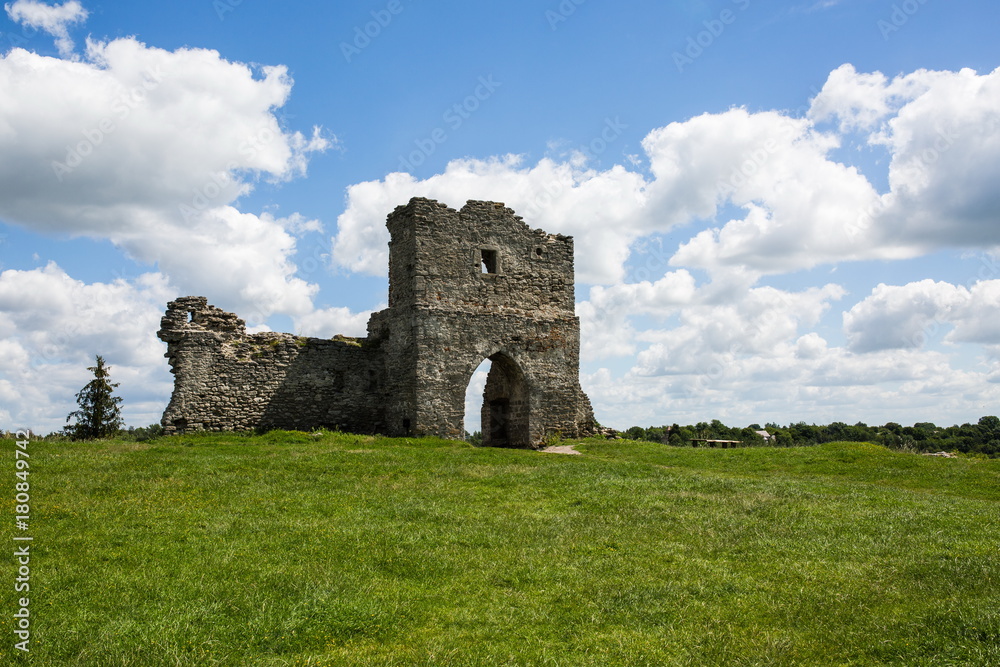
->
6, 354, 998, 459
620, 418, 1000, 457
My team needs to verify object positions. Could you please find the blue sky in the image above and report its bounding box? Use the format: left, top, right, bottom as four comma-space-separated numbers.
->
2, 0, 1000, 434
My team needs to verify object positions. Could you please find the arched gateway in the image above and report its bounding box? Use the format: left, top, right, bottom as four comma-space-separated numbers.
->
159, 198, 597, 448
476, 352, 529, 448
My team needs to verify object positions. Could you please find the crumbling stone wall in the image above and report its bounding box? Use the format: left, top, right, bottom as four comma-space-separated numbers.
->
158, 297, 382, 434
159, 197, 597, 447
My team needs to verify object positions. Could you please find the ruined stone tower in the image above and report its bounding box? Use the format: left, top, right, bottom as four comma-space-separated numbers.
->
159, 197, 596, 447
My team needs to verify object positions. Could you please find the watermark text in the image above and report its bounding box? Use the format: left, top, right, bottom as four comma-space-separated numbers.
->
12, 429, 32, 653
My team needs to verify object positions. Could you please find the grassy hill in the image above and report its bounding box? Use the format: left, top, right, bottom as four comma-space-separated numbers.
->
3, 432, 998, 666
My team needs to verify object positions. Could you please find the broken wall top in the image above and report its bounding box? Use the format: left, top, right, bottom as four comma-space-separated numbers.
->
386, 198, 577, 317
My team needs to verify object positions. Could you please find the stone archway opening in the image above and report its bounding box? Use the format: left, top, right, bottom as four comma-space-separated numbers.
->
479, 353, 530, 448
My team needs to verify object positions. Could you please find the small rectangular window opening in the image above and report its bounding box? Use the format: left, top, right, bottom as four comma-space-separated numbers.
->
480, 248, 498, 274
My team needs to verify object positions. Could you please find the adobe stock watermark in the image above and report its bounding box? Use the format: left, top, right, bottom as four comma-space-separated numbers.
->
51, 65, 165, 182
396, 75, 502, 172
0, 17, 38, 50
178, 124, 278, 221
546, 0, 586, 30
12, 429, 33, 653
844, 123, 959, 243
902, 253, 1000, 351
519, 116, 628, 221
576, 116, 628, 164
294, 235, 334, 283
30, 320, 85, 369
340, 0, 408, 63
878, 0, 931, 40
716, 137, 781, 199
213, 0, 245, 21
715, 97, 823, 199
678, 289, 799, 405
673, 0, 751, 73
625, 236, 671, 284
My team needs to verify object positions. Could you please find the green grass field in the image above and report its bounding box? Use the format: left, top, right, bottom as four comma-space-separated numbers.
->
2, 433, 998, 666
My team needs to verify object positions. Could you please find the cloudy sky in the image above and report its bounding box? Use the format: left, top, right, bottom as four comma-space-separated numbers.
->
2, 0, 999, 434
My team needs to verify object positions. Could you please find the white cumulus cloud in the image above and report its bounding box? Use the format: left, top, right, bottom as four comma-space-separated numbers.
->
0, 262, 174, 432
294, 305, 376, 338
0, 37, 334, 319
627, 282, 845, 377
844, 277, 1000, 353
4, 0, 87, 58
331, 156, 649, 285
843, 280, 967, 353
332, 65, 1000, 287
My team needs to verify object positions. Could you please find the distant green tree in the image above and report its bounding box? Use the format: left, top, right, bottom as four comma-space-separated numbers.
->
123, 423, 165, 442
774, 430, 794, 448
824, 421, 849, 443
625, 426, 646, 441
875, 422, 910, 450
978, 415, 1000, 436
790, 422, 818, 445
645, 426, 666, 443
883, 421, 903, 435
848, 422, 874, 442
710, 419, 731, 439
624, 418, 1000, 457
740, 427, 764, 446
65, 355, 124, 440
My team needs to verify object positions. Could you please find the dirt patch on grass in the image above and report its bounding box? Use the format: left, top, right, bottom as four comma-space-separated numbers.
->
541, 444, 582, 456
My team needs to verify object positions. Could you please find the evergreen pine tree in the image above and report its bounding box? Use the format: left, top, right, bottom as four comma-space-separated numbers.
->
65, 355, 124, 439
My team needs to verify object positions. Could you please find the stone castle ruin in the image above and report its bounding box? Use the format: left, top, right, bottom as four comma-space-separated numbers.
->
158, 197, 597, 447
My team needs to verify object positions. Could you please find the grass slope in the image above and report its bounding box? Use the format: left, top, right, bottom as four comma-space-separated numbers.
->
2, 433, 998, 666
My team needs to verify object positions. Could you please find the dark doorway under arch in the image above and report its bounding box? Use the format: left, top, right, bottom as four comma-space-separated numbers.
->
479, 353, 529, 447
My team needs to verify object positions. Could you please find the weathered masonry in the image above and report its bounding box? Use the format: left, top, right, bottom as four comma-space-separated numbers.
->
159, 197, 597, 447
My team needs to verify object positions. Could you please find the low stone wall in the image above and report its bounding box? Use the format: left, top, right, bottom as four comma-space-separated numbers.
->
159, 297, 382, 434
